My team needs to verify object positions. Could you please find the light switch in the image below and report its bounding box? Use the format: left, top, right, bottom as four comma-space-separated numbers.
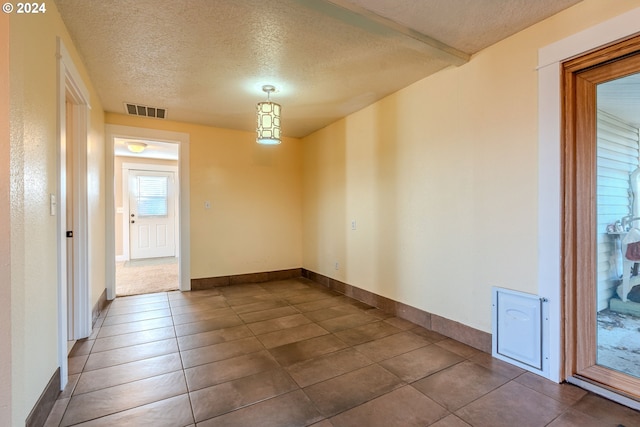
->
50, 194, 56, 216
204, 201, 211, 209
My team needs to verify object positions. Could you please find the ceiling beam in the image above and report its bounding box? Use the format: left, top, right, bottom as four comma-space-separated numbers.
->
300, 0, 470, 66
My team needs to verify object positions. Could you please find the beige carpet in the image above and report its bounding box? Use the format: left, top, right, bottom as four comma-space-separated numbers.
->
116, 257, 179, 296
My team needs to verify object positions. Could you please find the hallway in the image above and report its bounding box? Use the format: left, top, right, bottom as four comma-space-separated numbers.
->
46, 278, 640, 426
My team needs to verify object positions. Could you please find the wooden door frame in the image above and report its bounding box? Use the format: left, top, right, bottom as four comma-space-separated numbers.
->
537, 8, 640, 386
563, 36, 640, 399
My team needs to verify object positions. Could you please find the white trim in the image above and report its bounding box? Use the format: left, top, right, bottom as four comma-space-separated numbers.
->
70, 100, 91, 341
105, 125, 190, 300
121, 163, 178, 262
567, 377, 640, 411
56, 38, 91, 391
122, 168, 129, 261
537, 7, 640, 384
123, 163, 179, 171
538, 9, 640, 69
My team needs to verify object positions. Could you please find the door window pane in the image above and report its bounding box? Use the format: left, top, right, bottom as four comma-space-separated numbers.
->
597, 73, 640, 378
137, 175, 168, 217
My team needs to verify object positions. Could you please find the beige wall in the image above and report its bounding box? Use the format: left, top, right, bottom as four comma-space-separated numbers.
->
106, 113, 303, 279
114, 156, 178, 258
0, 12, 11, 427
302, 0, 640, 334
7, 1, 640, 423
9, 4, 105, 425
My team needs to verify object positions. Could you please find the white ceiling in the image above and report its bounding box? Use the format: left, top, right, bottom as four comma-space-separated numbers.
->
55, 0, 585, 138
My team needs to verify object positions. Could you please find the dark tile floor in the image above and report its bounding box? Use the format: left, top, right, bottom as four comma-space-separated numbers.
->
45, 278, 640, 426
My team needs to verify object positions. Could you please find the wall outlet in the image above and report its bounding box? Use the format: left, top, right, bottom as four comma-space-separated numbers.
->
351, 220, 357, 230
335, 262, 339, 270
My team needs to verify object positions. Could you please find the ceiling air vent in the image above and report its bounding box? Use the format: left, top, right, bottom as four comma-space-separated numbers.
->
124, 103, 167, 119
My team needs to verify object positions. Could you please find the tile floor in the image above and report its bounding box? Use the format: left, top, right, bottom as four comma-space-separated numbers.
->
45, 278, 640, 426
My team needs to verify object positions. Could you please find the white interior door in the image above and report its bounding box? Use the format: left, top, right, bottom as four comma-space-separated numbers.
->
65, 99, 75, 341
129, 170, 176, 259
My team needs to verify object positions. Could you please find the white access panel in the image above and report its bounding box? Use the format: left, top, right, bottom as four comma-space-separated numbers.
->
492, 287, 548, 376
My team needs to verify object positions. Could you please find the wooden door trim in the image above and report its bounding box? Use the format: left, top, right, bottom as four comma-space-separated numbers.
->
562, 34, 640, 398
563, 36, 640, 74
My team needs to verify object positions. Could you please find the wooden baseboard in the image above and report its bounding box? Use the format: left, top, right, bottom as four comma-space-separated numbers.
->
191, 268, 302, 290
91, 288, 108, 325
190, 267, 491, 353
302, 269, 491, 353
25, 367, 60, 427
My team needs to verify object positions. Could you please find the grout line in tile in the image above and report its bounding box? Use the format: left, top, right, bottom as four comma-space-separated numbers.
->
57, 279, 629, 427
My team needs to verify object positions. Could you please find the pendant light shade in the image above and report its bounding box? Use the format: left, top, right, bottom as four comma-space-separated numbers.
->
256, 85, 281, 145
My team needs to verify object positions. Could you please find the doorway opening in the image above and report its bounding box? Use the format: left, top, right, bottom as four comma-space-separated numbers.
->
105, 125, 190, 301
114, 139, 179, 296
563, 34, 640, 403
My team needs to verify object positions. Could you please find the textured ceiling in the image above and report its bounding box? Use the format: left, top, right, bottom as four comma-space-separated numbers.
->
55, 0, 583, 138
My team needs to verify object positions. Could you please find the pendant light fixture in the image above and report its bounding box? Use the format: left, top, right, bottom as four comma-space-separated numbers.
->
256, 85, 281, 145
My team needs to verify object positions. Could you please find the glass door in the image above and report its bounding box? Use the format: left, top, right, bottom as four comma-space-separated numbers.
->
596, 73, 640, 380
564, 36, 640, 399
